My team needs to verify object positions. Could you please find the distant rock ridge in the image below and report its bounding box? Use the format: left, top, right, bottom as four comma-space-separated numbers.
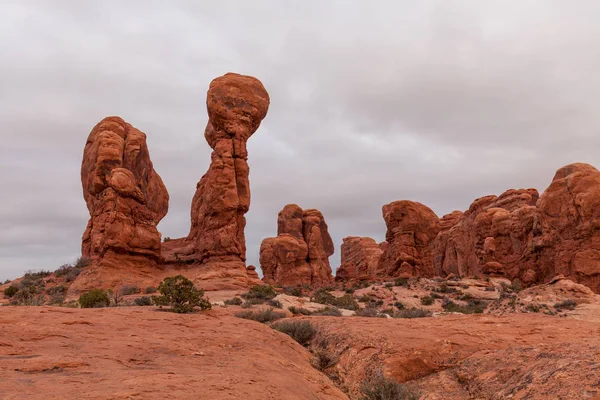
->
341, 163, 600, 293
260, 204, 335, 287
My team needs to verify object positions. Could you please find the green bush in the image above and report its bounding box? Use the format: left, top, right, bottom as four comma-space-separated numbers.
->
46, 285, 67, 295
395, 308, 432, 319
283, 286, 303, 297
151, 275, 211, 313
394, 278, 408, 287
312, 289, 359, 310
359, 371, 420, 400
24, 270, 51, 279
312, 288, 336, 304
394, 301, 406, 310
244, 285, 277, 300
64, 268, 82, 282
273, 320, 317, 346
420, 296, 434, 306
54, 264, 73, 277
224, 297, 243, 306
384, 283, 394, 289
4, 285, 19, 298
134, 296, 153, 306
442, 299, 487, 314
79, 289, 110, 308
268, 299, 283, 308
74, 256, 91, 269
235, 308, 286, 323
145, 286, 157, 294
554, 299, 577, 311
525, 303, 540, 313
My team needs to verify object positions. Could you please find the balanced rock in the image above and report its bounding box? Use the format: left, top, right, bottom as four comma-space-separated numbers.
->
163, 73, 269, 290
377, 201, 440, 278
336, 237, 383, 282
260, 204, 334, 287
80, 116, 169, 271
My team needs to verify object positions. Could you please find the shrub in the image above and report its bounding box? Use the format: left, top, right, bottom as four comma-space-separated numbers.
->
145, 286, 157, 294
241, 298, 265, 308
312, 289, 359, 310
435, 284, 458, 294
355, 307, 381, 318
46, 285, 67, 295
484, 286, 496, 292
163, 236, 171, 242
312, 349, 338, 371
74, 256, 91, 269
48, 294, 65, 305
384, 283, 394, 289
442, 299, 487, 314
525, 303, 540, 313
79, 289, 110, 308
224, 297, 243, 306
313, 306, 343, 316
119, 285, 139, 296
3, 279, 11, 284
345, 288, 356, 294
11, 288, 45, 306
54, 264, 73, 277
358, 294, 373, 303
394, 277, 408, 287
354, 280, 371, 289
554, 299, 577, 311
134, 296, 153, 306
394, 301, 406, 310
64, 268, 82, 282
430, 292, 443, 299
24, 270, 51, 279
312, 288, 336, 304
151, 275, 211, 313
4, 285, 19, 298
395, 308, 432, 319
359, 371, 421, 400
283, 286, 303, 297
268, 299, 283, 308
244, 285, 277, 301
235, 308, 286, 323
420, 296, 434, 306
380, 308, 396, 316
511, 278, 523, 292
459, 293, 474, 301
289, 306, 313, 315
272, 320, 317, 346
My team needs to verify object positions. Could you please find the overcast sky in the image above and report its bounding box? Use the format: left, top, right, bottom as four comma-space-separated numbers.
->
1, 1, 600, 280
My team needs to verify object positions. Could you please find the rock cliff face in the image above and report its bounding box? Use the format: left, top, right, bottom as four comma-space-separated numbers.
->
80, 116, 169, 270
368, 164, 600, 293
377, 201, 440, 278
260, 204, 334, 287
336, 237, 383, 282
163, 73, 269, 290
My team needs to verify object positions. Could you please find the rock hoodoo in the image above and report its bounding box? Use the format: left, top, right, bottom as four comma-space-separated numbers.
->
163, 73, 269, 289
377, 200, 440, 278
260, 204, 335, 287
336, 237, 384, 282
81, 116, 169, 271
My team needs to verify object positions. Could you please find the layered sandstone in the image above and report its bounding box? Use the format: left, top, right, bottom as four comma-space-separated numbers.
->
335, 237, 383, 282
377, 201, 440, 278
164, 73, 269, 290
260, 204, 335, 287
80, 116, 169, 271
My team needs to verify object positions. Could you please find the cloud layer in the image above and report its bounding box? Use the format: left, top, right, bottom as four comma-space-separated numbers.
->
2, 1, 600, 280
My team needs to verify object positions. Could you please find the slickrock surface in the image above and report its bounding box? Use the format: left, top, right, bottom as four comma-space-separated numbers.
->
0, 307, 345, 400
260, 204, 335, 287
309, 313, 600, 399
162, 73, 269, 290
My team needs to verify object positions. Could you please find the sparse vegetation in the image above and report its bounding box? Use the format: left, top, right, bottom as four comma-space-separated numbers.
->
79, 289, 110, 308
289, 306, 313, 315
420, 296, 434, 306
74, 256, 91, 269
46, 285, 67, 295
162, 236, 171, 242
435, 284, 458, 294
511, 278, 523, 292
119, 285, 140, 296
355, 307, 382, 318
145, 286, 157, 294
224, 297, 243, 306
313, 306, 343, 316
394, 301, 406, 310
151, 275, 211, 313
134, 296, 153, 306
268, 299, 283, 308
395, 308, 432, 319
394, 277, 408, 287
312, 289, 359, 310
4, 285, 19, 298
235, 308, 286, 323
243, 285, 277, 301
442, 299, 487, 314
359, 370, 421, 400
554, 299, 577, 311
273, 320, 317, 346
283, 286, 303, 297
525, 304, 540, 313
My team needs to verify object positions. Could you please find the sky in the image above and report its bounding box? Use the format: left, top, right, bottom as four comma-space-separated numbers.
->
1, 1, 600, 280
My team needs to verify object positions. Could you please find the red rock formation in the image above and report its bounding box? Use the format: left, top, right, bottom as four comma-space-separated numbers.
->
336, 237, 383, 282
432, 189, 539, 282
260, 204, 334, 287
80, 116, 169, 271
536, 163, 600, 293
377, 201, 440, 278
163, 73, 269, 290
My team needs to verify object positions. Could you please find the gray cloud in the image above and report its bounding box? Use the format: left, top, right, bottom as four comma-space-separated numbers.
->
1, 0, 600, 280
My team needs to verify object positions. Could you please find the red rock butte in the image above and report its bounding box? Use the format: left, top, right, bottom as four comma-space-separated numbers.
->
260, 204, 335, 287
